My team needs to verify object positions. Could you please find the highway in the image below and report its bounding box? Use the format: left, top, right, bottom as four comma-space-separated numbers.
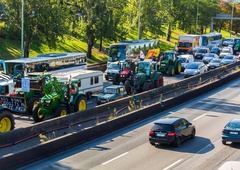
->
18, 77, 240, 170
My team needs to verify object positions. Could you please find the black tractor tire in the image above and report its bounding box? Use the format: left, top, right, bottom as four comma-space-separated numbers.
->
74, 96, 87, 112
27, 97, 39, 115
55, 106, 68, 117
167, 65, 175, 76
112, 74, 120, 85
175, 61, 182, 74
32, 105, 45, 122
142, 81, 153, 92
124, 80, 133, 95
0, 110, 15, 133
154, 74, 164, 88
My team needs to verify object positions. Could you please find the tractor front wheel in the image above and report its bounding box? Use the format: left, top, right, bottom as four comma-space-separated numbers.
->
124, 80, 133, 95
175, 61, 182, 74
154, 74, 164, 88
55, 106, 68, 117
0, 110, 15, 133
74, 96, 87, 112
167, 65, 175, 76
32, 105, 45, 122
27, 97, 39, 115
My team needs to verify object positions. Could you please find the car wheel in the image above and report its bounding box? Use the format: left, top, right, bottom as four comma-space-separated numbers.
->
222, 140, 227, 145
191, 129, 196, 139
175, 137, 181, 147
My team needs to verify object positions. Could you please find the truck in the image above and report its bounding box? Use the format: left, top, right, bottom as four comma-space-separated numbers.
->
159, 50, 182, 76
32, 76, 87, 122
177, 35, 200, 54
124, 59, 163, 95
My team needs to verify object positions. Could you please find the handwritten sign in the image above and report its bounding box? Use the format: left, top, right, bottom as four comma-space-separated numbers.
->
22, 78, 30, 92
0, 96, 26, 112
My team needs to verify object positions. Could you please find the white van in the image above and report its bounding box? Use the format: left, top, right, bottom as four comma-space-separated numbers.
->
178, 54, 194, 71
53, 70, 103, 99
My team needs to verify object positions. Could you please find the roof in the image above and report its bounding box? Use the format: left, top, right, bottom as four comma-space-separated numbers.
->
154, 117, 182, 125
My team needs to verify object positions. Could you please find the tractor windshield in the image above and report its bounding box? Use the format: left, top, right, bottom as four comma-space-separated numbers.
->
162, 53, 173, 60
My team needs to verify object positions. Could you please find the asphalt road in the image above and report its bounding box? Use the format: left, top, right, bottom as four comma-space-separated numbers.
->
18, 77, 240, 170
14, 73, 184, 129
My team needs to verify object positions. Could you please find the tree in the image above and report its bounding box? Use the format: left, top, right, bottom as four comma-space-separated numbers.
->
3, 0, 70, 58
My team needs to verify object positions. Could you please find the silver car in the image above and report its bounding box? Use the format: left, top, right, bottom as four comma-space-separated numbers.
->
202, 53, 219, 64
184, 62, 207, 78
207, 58, 223, 70
222, 55, 237, 65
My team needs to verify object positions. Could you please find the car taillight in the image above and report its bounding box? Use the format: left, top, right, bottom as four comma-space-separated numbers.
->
222, 130, 226, 134
167, 132, 176, 137
149, 129, 155, 136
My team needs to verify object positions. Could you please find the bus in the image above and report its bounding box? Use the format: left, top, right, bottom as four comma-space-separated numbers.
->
0, 52, 87, 78
107, 39, 160, 64
199, 32, 222, 49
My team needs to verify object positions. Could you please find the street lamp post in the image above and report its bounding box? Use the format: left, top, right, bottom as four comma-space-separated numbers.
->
196, 0, 199, 34
21, 0, 24, 58
230, 0, 235, 38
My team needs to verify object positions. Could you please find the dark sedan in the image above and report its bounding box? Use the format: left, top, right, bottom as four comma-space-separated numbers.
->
210, 47, 221, 56
149, 117, 196, 147
222, 119, 240, 145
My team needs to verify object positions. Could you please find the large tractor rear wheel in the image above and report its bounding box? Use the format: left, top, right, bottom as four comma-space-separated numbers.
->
143, 81, 153, 92
112, 74, 120, 85
175, 61, 182, 74
74, 96, 87, 112
27, 97, 39, 115
154, 74, 164, 88
0, 110, 15, 133
32, 105, 45, 122
167, 65, 175, 76
55, 106, 68, 117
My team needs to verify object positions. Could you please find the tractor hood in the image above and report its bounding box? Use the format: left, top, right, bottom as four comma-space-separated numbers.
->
134, 73, 146, 84
121, 68, 131, 76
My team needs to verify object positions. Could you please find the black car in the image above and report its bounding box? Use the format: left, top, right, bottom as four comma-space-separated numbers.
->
195, 48, 209, 59
149, 117, 196, 147
222, 119, 240, 145
210, 47, 221, 56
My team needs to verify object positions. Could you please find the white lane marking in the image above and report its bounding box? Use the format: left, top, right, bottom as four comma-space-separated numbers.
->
163, 159, 183, 170
193, 113, 206, 122
102, 152, 128, 165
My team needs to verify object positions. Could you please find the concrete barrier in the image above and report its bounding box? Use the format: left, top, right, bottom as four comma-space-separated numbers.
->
1, 70, 240, 169
1, 61, 240, 145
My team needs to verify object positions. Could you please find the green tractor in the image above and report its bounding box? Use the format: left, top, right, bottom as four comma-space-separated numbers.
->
124, 59, 164, 95
32, 77, 87, 122
159, 50, 182, 76
0, 105, 15, 133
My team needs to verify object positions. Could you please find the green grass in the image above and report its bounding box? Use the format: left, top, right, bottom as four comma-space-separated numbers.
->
0, 27, 232, 62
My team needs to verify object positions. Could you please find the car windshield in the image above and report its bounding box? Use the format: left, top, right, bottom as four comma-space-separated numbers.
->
186, 63, 199, 69
204, 54, 214, 58
226, 122, 240, 130
178, 57, 186, 62
153, 124, 174, 131
104, 88, 117, 94
224, 56, 234, 59
107, 63, 120, 70
222, 49, 231, 53
197, 49, 207, 53
210, 59, 221, 63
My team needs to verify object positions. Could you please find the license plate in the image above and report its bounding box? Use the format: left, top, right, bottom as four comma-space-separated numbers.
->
156, 132, 165, 137
230, 131, 238, 135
